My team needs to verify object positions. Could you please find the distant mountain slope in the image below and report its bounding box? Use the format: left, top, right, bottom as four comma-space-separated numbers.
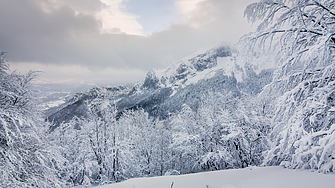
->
47, 85, 132, 131
46, 45, 273, 130
37, 83, 95, 117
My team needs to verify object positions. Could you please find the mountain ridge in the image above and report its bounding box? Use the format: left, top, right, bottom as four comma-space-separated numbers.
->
46, 45, 268, 130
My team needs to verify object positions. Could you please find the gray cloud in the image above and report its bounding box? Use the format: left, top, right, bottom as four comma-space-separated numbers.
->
1, 0, 256, 80
0, 0, 101, 61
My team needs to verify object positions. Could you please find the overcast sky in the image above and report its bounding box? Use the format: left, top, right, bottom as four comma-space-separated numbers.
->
0, 0, 256, 86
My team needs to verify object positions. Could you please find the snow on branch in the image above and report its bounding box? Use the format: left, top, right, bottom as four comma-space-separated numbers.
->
313, 1, 335, 16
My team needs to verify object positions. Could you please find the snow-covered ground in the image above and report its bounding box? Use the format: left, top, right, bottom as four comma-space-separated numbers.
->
97, 166, 334, 188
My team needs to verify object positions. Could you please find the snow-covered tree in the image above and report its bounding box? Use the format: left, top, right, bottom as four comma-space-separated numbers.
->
170, 92, 270, 173
242, 0, 334, 75
48, 117, 92, 186
0, 51, 39, 115
125, 109, 161, 176
170, 104, 202, 174
262, 66, 335, 173
240, 0, 335, 172
198, 92, 270, 170
0, 51, 66, 187
50, 93, 126, 186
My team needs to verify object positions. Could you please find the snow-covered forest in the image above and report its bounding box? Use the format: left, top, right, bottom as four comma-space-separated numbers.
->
1, 0, 335, 187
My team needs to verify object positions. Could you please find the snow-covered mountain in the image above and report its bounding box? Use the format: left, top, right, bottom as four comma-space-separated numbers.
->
46, 39, 335, 178
46, 45, 273, 131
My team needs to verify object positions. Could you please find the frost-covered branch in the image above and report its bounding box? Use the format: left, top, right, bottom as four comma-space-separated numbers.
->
254, 28, 323, 39
238, 0, 335, 72
313, 1, 335, 16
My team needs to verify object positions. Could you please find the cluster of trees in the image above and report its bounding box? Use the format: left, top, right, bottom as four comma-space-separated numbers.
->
47, 90, 271, 186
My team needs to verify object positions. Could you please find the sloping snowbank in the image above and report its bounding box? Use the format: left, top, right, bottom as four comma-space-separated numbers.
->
97, 166, 334, 188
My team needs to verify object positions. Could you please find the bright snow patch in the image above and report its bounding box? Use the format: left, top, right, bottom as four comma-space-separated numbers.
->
96, 166, 334, 188
217, 57, 232, 69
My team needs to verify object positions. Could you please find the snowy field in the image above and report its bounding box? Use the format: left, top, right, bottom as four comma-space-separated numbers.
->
97, 167, 334, 188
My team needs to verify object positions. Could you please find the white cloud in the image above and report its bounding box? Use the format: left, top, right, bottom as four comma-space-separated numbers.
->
174, 0, 206, 23
98, 0, 143, 35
